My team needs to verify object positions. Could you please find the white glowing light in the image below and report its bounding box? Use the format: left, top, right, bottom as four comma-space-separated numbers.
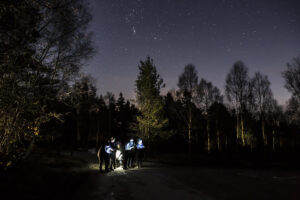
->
116, 150, 122, 160
115, 166, 123, 171
132, 26, 136, 35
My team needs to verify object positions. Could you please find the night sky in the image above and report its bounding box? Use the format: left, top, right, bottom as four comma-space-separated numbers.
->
85, 0, 300, 105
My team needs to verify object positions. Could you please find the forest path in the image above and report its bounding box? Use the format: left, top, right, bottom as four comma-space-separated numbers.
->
72, 160, 300, 200
3, 151, 300, 200
73, 162, 211, 200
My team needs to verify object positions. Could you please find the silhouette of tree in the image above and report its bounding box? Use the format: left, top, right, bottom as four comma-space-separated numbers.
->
251, 72, 274, 146
0, 0, 93, 163
135, 57, 167, 151
197, 78, 223, 153
177, 64, 199, 155
208, 102, 234, 151
283, 56, 300, 126
0, 0, 42, 156
283, 56, 300, 99
66, 76, 97, 147
225, 61, 250, 146
266, 100, 284, 152
104, 92, 116, 138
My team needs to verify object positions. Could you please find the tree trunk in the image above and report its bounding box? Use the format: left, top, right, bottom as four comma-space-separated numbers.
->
207, 118, 210, 153
241, 114, 245, 146
188, 124, 192, 159
279, 137, 282, 151
147, 126, 150, 155
4, 128, 11, 154
188, 108, 192, 159
262, 117, 267, 145
236, 114, 239, 141
25, 137, 35, 159
87, 112, 92, 147
96, 117, 100, 149
272, 130, 275, 152
108, 110, 112, 137
76, 111, 81, 148
147, 108, 151, 154
216, 120, 220, 151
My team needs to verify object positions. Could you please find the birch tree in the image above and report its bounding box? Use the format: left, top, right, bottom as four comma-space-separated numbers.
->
225, 61, 250, 146
177, 64, 198, 155
197, 79, 223, 153
251, 72, 273, 145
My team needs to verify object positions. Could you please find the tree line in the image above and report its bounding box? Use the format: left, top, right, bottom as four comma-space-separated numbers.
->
139, 56, 300, 157
54, 56, 299, 159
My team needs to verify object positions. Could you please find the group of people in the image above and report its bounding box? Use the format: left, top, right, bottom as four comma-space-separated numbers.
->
97, 137, 145, 172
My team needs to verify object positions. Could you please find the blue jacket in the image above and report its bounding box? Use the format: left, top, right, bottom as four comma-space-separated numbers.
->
125, 142, 135, 151
137, 143, 145, 149
105, 145, 113, 154
137, 139, 145, 149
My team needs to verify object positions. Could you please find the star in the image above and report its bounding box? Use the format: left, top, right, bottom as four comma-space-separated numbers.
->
132, 26, 136, 35
87, 0, 299, 106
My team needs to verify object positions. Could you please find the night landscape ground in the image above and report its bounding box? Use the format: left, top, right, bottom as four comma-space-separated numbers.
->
2, 151, 300, 200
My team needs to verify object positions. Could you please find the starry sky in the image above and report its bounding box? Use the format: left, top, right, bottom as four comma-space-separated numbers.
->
85, 0, 300, 105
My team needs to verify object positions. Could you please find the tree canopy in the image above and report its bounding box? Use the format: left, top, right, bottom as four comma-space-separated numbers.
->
135, 57, 167, 149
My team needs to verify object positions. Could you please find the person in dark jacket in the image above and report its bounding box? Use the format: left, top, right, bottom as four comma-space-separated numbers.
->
124, 139, 135, 169
97, 145, 105, 172
104, 139, 113, 172
123, 142, 129, 169
108, 137, 117, 171
136, 138, 145, 168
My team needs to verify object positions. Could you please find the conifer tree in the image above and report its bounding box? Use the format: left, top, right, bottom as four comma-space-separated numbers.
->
135, 57, 167, 150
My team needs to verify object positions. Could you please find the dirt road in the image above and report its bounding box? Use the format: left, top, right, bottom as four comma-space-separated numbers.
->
3, 152, 300, 200
73, 162, 300, 200
74, 162, 211, 200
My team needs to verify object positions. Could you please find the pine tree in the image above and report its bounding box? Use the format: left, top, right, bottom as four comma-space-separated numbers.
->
135, 57, 167, 151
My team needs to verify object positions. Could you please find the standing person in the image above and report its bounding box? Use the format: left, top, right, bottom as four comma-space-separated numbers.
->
115, 142, 123, 168
104, 139, 113, 172
129, 139, 136, 168
123, 141, 129, 169
97, 145, 105, 172
136, 139, 145, 168
109, 137, 117, 171
125, 139, 135, 169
